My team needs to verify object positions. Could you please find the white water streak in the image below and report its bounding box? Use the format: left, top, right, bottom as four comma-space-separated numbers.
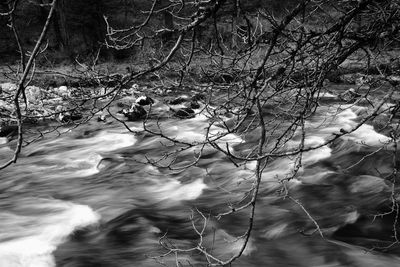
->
0, 201, 100, 267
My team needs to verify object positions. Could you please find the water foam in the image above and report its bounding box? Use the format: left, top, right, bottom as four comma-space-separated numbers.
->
149, 178, 207, 202
327, 106, 391, 146
260, 104, 388, 183
302, 136, 332, 165
28, 130, 136, 178
308, 105, 391, 147
346, 124, 391, 146
163, 115, 243, 151
0, 200, 100, 267
320, 92, 337, 98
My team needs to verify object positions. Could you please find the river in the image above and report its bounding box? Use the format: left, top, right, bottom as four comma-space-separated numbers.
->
0, 88, 399, 267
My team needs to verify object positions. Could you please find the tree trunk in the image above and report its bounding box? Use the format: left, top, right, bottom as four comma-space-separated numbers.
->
158, 0, 174, 44
53, 0, 69, 51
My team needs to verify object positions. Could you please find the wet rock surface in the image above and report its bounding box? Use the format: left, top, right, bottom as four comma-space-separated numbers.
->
123, 104, 147, 121
135, 96, 154, 106
172, 107, 195, 118
168, 96, 189, 105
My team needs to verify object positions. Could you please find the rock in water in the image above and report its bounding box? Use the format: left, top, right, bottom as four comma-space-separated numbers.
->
189, 101, 200, 109
97, 116, 105, 122
131, 83, 139, 91
172, 107, 195, 119
135, 96, 154, 106
124, 104, 147, 121
97, 113, 107, 122
169, 96, 188, 105
59, 112, 83, 123
192, 93, 206, 101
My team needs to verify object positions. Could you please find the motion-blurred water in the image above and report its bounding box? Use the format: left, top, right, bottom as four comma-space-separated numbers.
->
0, 92, 399, 267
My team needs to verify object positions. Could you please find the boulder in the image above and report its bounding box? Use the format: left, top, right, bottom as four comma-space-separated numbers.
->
131, 83, 140, 91
97, 114, 107, 122
192, 93, 206, 101
189, 101, 200, 109
135, 96, 154, 106
169, 96, 188, 105
59, 111, 83, 122
123, 104, 147, 121
172, 107, 195, 119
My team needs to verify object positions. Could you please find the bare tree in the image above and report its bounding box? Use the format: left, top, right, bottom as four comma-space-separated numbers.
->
1, 0, 400, 265
100, 0, 400, 265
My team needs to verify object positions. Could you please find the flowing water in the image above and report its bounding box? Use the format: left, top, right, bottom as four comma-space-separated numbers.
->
0, 90, 400, 267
